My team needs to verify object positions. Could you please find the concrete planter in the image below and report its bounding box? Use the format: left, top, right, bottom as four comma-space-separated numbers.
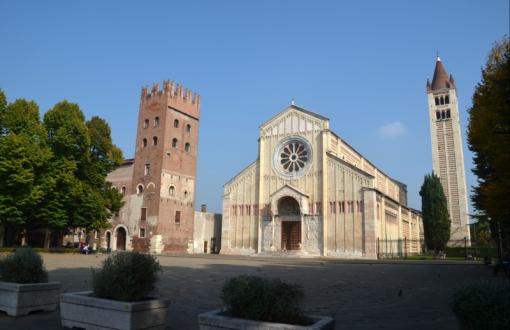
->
0, 281, 60, 317
60, 291, 170, 330
198, 309, 335, 330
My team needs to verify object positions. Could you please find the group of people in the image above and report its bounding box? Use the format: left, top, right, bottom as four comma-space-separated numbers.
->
79, 242, 93, 254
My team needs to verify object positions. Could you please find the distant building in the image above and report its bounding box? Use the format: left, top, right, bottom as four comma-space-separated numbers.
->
426, 57, 471, 245
221, 104, 423, 258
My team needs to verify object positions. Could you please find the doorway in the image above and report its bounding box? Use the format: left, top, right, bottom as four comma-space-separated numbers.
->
277, 196, 302, 251
116, 227, 126, 251
281, 221, 301, 250
106, 232, 111, 251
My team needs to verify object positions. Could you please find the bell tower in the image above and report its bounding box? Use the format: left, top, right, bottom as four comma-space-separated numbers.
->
426, 57, 470, 245
132, 80, 200, 253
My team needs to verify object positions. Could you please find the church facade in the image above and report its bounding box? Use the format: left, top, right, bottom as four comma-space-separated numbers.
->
221, 105, 423, 259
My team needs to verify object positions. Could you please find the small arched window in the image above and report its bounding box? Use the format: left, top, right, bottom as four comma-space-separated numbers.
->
172, 138, 178, 148
186, 124, 191, 133
174, 119, 179, 128
440, 96, 445, 105
446, 109, 451, 118
185, 143, 190, 152
121, 186, 126, 196
154, 117, 160, 127
137, 184, 144, 194
142, 138, 147, 148
153, 136, 158, 146
435, 97, 439, 106
441, 111, 446, 119
445, 95, 450, 104
144, 119, 149, 128
169, 185, 175, 196
184, 190, 188, 199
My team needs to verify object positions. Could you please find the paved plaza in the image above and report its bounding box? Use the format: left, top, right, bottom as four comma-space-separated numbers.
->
0, 253, 496, 329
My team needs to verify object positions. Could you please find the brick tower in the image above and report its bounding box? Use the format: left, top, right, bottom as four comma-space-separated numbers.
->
426, 57, 470, 245
131, 81, 200, 252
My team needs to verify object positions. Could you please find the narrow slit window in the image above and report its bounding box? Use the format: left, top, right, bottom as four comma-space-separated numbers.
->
175, 210, 181, 224
141, 207, 147, 221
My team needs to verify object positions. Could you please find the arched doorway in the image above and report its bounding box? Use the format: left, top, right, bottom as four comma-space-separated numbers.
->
278, 196, 301, 251
106, 232, 111, 251
116, 227, 126, 251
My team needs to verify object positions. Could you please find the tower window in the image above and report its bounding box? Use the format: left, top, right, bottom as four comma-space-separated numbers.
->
142, 138, 147, 147
141, 207, 147, 221
446, 109, 451, 118
121, 186, 126, 196
435, 97, 439, 106
441, 111, 446, 119
445, 95, 450, 104
185, 143, 190, 152
172, 138, 178, 148
184, 190, 188, 199
174, 119, 179, 128
139, 228, 145, 238
440, 96, 444, 105
144, 164, 150, 176
137, 184, 144, 194
154, 117, 160, 127
153, 136, 158, 146
436, 111, 441, 120
169, 185, 175, 196
144, 119, 149, 129
175, 210, 181, 225
186, 124, 191, 132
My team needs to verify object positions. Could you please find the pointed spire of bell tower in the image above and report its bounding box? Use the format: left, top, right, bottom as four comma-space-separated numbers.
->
430, 56, 455, 90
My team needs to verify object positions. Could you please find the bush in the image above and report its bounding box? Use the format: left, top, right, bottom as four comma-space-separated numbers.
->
451, 281, 510, 330
221, 275, 309, 325
0, 248, 48, 283
92, 251, 161, 302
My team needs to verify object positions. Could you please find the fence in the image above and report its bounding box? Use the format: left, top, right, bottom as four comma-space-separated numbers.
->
377, 238, 498, 260
377, 238, 425, 259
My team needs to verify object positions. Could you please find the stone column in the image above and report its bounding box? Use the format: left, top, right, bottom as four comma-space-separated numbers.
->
362, 189, 377, 259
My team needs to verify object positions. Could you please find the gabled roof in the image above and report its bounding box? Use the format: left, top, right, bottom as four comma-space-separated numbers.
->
429, 57, 455, 91
259, 104, 329, 129
270, 184, 309, 198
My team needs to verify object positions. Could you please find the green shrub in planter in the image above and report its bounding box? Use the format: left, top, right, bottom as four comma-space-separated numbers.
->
92, 251, 161, 302
0, 248, 48, 283
451, 281, 510, 330
221, 275, 308, 325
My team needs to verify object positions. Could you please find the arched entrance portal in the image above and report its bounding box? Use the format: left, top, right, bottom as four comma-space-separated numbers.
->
116, 227, 126, 251
106, 232, 111, 251
277, 196, 301, 251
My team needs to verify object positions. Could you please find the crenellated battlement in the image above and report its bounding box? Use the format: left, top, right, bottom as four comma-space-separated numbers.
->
141, 80, 200, 109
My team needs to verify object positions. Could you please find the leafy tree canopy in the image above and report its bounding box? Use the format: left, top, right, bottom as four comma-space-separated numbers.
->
0, 92, 124, 236
467, 37, 510, 252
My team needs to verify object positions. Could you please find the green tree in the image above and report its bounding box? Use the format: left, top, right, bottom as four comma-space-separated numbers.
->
43, 101, 124, 231
0, 96, 52, 234
467, 37, 510, 254
0, 92, 124, 247
420, 173, 451, 252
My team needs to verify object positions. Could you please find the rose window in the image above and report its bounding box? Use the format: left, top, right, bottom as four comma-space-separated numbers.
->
280, 142, 308, 172
273, 137, 312, 178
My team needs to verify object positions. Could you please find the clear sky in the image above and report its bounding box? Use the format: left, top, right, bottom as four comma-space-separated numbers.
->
1, 1, 508, 213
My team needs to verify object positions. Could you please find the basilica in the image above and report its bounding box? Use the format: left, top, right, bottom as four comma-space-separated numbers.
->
221, 104, 423, 258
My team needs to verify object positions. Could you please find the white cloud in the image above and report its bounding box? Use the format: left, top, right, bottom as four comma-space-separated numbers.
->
378, 122, 406, 138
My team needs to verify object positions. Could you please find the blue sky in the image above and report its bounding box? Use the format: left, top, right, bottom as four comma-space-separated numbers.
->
1, 1, 508, 213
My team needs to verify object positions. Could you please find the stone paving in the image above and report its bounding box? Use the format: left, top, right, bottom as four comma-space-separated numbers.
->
0, 253, 499, 329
